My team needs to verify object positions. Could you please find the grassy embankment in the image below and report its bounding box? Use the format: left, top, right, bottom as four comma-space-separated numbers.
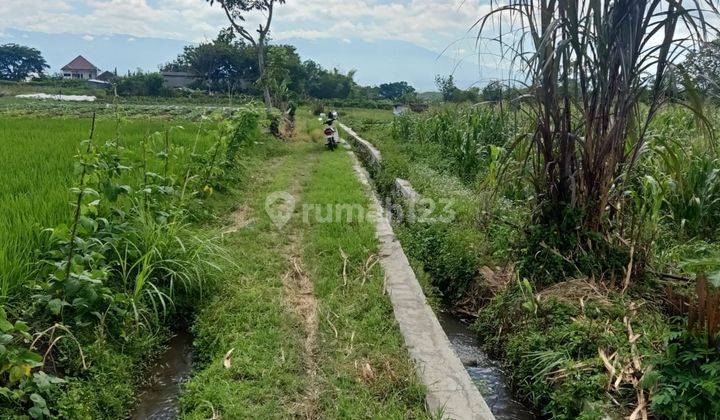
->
344, 106, 720, 419
181, 124, 426, 418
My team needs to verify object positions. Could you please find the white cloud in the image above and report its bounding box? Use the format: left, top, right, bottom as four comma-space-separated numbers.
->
82, 34, 94, 41
0, 0, 496, 58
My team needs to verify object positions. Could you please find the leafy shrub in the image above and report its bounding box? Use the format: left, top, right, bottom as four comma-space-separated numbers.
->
0, 307, 66, 418
397, 223, 479, 301
116, 72, 172, 97
266, 108, 282, 138
648, 330, 720, 418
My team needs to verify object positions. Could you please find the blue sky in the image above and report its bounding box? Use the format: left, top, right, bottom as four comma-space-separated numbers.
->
0, 1, 509, 90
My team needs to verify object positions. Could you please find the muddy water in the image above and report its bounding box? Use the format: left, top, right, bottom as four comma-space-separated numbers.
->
132, 331, 193, 420
438, 313, 536, 420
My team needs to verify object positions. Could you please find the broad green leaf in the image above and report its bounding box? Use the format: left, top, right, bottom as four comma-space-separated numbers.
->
9, 364, 31, 383
0, 318, 13, 333
709, 271, 720, 289
48, 299, 63, 316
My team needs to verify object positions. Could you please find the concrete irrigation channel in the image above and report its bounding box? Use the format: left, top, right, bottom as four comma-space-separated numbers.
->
340, 123, 498, 420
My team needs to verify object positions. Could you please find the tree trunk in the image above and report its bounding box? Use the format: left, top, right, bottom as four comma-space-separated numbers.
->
257, 40, 272, 111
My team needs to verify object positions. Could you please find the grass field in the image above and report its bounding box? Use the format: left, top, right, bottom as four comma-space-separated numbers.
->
181, 134, 426, 419
0, 116, 207, 296
0, 105, 431, 418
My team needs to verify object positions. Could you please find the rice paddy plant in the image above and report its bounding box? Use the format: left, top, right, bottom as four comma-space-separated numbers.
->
0, 117, 209, 297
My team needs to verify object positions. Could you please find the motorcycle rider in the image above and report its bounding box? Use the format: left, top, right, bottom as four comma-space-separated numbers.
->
324, 110, 340, 150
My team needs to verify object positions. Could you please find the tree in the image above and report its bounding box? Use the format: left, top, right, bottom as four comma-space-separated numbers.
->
303, 63, 356, 99
481, 81, 503, 102
378, 81, 415, 101
116, 71, 169, 97
685, 39, 720, 100
208, 0, 286, 110
166, 29, 257, 92
435, 75, 478, 103
435, 75, 458, 101
0, 44, 49, 81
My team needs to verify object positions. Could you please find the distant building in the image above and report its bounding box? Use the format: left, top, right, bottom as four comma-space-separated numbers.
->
409, 103, 429, 113
162, 71, 199, 89
61, 55, 99, 80
96, 70, 117, 82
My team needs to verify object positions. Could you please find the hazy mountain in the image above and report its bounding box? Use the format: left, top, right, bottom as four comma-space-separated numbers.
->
0, 30, 503, 91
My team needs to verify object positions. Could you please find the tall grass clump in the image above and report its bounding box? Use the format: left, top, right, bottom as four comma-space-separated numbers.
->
0, 106, 263, 417
477, 0, 719, 284
638, 109, 720, 241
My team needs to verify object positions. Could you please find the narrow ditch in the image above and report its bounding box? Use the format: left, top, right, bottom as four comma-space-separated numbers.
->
437, 313, 536, 420
341, 124, 538, 419
131, 330, 194, 420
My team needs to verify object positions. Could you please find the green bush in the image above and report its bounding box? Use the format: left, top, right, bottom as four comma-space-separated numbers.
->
398, 223, 479, 301
476, 281, 669, 419
648, 330, 720, 419
116, 72, 172, 97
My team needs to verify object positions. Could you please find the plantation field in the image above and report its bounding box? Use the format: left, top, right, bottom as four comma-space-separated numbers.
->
0, 98, 244, 121
0, 105, 436, 418
344, 103, 720, 418
0, 116, 207, 296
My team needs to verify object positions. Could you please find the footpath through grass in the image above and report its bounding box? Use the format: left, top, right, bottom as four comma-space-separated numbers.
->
181, 133, 426, 417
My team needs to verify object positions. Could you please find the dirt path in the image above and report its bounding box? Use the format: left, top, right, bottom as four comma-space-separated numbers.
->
280, 153, 321, 418
283, 251, 319, 418
182, 137, 427, 418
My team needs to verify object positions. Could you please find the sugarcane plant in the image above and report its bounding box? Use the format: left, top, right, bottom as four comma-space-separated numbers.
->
476, 0, 719, 282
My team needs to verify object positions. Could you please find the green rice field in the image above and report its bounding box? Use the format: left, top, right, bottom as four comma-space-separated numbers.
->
0, 116, 204, 297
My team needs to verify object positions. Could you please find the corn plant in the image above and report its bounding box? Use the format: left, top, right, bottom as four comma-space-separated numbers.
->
391, 106, 513, 182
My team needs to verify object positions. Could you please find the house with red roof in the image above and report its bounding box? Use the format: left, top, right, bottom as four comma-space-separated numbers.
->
61, 55, 99, 80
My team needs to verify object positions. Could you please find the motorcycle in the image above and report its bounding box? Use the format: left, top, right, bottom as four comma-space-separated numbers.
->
324, 111, 339, 151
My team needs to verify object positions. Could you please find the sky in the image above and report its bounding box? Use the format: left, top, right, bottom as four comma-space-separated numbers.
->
0, 0, 507, 90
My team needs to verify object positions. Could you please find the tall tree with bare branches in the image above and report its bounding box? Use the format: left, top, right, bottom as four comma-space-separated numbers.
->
208, 0, 285, 110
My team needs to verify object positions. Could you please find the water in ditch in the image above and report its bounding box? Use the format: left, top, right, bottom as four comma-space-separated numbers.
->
438, 312, 536, 420
132, 331, 193, 420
